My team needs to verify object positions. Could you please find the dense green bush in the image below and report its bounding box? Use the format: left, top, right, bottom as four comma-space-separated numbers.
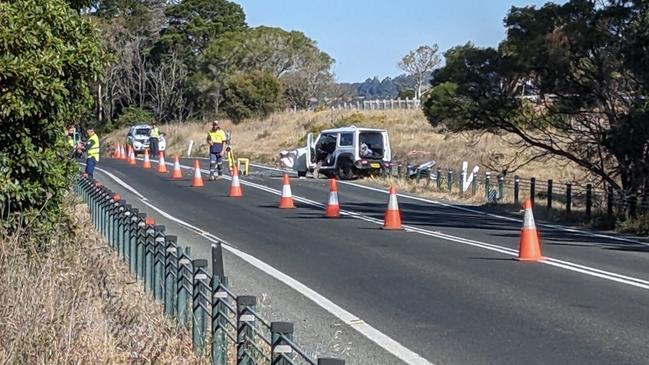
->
113, 107, 155, 129
221, 71, 284, 123
0, 0, 104, 230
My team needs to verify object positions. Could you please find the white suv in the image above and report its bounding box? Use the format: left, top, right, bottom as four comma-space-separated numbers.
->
280, 125, 393, 180
126, 124, 166, 156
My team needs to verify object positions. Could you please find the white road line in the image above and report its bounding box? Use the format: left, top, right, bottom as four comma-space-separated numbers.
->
94, 166, 433, 365
118, 160, 649, 289
248, 162, 649, 247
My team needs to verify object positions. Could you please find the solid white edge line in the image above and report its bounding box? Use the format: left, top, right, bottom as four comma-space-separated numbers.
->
248, 162, 649, 247
94, 166, 434, 365
116, 160, 649, 290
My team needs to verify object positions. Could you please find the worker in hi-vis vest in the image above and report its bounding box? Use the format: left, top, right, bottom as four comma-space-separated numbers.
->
206, 120, 227, 180
84, 128, 100, 178
149, 123, 160, 159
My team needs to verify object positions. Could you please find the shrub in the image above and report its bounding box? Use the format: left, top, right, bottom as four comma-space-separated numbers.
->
221, 71, 284, 123
0, 0, 104, 231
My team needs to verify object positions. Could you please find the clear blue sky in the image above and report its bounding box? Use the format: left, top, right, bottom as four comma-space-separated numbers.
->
235, 0, 560, 82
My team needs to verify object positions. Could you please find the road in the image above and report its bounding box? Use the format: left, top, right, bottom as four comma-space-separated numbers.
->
97, 158, 649, 365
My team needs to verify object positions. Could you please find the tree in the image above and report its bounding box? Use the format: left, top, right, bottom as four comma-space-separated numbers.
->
221, 71, 284, 123
0, 0, 104, 228
423, 1, 649, 214
398, 44, 441, 99
203, 26, 334, 110
155, 0, 247, 70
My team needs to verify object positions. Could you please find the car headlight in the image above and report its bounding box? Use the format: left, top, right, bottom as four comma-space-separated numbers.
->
134, 141, 142, 147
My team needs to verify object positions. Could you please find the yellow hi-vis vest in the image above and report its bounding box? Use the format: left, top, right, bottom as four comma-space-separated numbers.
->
150, 127, 160, 138
207, 129, 226, 144
88, 134, 100, 161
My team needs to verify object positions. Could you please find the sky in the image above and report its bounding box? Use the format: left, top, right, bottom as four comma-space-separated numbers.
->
235, 0, 560, 83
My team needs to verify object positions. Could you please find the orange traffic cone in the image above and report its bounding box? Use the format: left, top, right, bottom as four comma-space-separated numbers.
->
229, 167, 243, 197
278, 174, 295, 209
157, 152, 168, 173
142, 149, 152, 169
145, 216, 155, 226
325, 179, 340, 218
170, 156, 183, 179
127, 146, 136, 165
119, 144, 127, 160
516, 199, 545, 261
112, 144, 119, 158
191, 160, 204, 187
382, 186, 402, 230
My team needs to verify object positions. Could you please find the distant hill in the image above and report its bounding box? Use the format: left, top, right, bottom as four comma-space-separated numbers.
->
338, 73, 430, 99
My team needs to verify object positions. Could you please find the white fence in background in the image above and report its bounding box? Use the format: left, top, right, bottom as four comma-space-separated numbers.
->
331, 98, 421, 111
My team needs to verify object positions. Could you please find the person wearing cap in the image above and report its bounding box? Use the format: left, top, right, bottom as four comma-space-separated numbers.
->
206, 120, 227, 180
83, 127, 100, 178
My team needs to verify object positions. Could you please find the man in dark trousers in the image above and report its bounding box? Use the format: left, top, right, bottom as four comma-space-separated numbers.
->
149, 123, 160, 159
206, 120, 227, 180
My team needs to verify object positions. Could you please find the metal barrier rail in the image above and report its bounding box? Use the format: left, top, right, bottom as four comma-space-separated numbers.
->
75, 175, 344, 365
392, 164, 646, 218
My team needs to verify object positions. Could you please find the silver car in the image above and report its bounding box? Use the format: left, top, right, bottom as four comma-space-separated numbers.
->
126, 124, 166, 156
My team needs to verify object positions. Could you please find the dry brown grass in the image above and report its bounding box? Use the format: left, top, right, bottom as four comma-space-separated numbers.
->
103, 109, 591, 184
0, 197, 205, 365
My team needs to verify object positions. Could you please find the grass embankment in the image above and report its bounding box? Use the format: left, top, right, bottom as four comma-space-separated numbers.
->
0, 197, 203, 364
104, 109, 589, 184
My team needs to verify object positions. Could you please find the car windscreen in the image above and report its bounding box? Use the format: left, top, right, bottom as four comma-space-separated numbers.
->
134, 128, 150, 136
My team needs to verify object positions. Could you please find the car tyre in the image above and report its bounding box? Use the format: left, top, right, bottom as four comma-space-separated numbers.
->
337, 159, 354, 180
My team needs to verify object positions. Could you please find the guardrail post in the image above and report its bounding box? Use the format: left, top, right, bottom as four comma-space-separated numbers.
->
128, 211, 140, 273
126, 208, 138, 269
135, 213, 147, 280
547, 180, 553, 213
566, 183, 572, 215
485, 172, 491, 200
113, 202, 126, 251
192, 259, 210, 356
211, 276, 229, 365
164, 235, 178, 317
271, 322, 293, 365
498, 174, 504, 200
447, 170, 453, 192
177, 247, 193, 329
154, 225, 166, 301
514, 175, 520, 205
586, 184, 593, 218
144, 224, 156, 295
318, 359, 345, 365
236, 295, 257, 365
471, 171, 478, 196
607, 186, 614, 217
120, 205, 132, 261
530, 177, 536, 206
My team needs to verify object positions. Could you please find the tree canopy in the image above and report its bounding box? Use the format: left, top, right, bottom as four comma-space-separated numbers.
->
423, 0, 649, 212
0, 0, 104, 228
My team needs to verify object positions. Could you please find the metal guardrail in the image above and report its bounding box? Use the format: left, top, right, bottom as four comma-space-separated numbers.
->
75, 175, 345, 365
394, 164, 644, 218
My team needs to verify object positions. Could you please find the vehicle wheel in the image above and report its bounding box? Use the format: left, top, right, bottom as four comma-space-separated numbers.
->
337, 159, 354, 180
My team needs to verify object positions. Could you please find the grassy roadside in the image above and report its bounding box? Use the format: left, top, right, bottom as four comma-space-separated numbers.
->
0, 196, 204, 364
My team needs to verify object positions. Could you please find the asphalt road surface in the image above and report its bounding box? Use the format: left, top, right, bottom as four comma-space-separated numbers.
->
96, 158, 649, 365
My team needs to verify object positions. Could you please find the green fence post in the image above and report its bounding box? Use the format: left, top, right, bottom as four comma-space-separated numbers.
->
120, 205, 132, 260
514, 176, 520, 205
164, 236, 178, 317
192, 260, 210, 356
177, 247, 193, 329
128, 210, 140, 274
135, 213, 147, 280
211, 276, 229, 365
144, 224, 156, 295
436, 168, 442, 190
447, 170, 453, 192
471, 171, 478, 196
271, 322, 294, 365
154, 225, 166, 302
236, 295, 257, 365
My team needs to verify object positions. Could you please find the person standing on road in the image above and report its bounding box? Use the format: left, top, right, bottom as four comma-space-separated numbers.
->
149, 123, 160, 159
206, 120, 227, 180
83, 128, 100, 178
